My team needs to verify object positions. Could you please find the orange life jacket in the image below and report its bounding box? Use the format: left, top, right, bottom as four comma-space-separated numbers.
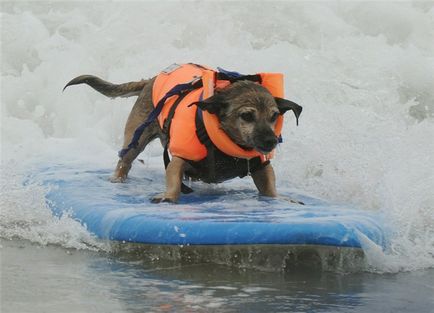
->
152, 63, 285, 163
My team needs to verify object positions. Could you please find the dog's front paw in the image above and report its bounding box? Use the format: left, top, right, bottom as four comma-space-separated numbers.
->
279, 196, 304, 205
109, 175, 127, 183
151, 194, 177, 204
290, 199, 305, 205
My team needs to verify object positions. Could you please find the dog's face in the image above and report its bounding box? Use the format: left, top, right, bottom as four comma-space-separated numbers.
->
196, 81, 302, 154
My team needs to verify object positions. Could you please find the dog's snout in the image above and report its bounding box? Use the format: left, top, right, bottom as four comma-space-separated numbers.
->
263, 136, 278, 148
255, 134, 278, 153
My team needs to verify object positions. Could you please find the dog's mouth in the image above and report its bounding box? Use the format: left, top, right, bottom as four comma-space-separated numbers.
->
254, 136, 278, 154
255, 145, 275, 154
236, 143, 273, 154
230, 133, 277, 154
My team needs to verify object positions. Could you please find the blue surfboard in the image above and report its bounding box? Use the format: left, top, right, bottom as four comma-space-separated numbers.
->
34, 163, 386, 251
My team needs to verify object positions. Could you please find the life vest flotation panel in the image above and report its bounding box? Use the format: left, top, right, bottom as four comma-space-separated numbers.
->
152, 64, 285, 162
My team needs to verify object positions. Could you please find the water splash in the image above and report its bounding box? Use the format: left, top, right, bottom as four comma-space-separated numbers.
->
0, 164, 108, 251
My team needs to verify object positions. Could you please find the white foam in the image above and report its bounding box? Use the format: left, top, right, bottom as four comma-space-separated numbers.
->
1, 1, 433, 272
0, 165, 107, 251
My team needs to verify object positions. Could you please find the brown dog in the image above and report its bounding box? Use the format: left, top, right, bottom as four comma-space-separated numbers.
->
64, 65, 302, 203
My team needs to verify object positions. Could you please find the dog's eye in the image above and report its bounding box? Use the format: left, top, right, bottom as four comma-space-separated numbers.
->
240, 112, 255, 122
270, 112, 280, 122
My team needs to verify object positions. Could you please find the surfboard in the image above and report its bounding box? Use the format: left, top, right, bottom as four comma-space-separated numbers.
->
33, 163, 387, 251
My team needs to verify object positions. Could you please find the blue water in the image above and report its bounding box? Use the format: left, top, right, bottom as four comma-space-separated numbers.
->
2, 239, 434, 313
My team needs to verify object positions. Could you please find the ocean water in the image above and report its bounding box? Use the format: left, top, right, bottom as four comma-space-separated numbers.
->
1, 1, 434, 312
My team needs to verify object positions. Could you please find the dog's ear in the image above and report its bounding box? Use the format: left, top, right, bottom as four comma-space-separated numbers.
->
191, 94, 228, 116
274, 97, 303, 126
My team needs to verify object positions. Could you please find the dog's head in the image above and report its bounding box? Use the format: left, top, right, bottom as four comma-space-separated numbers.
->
195, 81, 302, 154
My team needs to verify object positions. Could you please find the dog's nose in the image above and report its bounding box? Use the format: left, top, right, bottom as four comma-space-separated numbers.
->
257, 136, 278, 152
263, 136, 278, 149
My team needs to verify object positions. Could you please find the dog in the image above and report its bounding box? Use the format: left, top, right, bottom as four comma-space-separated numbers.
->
64, 64, 302, 203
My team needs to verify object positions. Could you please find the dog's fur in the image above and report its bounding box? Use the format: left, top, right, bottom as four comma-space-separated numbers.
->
64, 72, 301, 203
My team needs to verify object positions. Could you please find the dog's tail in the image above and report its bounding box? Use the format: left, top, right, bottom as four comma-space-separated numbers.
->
63, 75, 149, 98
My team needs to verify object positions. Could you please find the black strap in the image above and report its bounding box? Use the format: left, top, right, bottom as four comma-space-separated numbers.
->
190, 63, 262, 84
216, 72, 262, 84
195, 109, 212, 147
195, 108, 217, 182
162, 91, 188, 135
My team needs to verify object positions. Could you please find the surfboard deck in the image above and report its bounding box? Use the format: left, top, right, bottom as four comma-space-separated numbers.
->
33, 164, 386, 250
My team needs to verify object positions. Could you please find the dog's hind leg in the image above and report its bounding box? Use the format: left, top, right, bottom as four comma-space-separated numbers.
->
111, 124, 160, 182
111, 80, 161, 182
